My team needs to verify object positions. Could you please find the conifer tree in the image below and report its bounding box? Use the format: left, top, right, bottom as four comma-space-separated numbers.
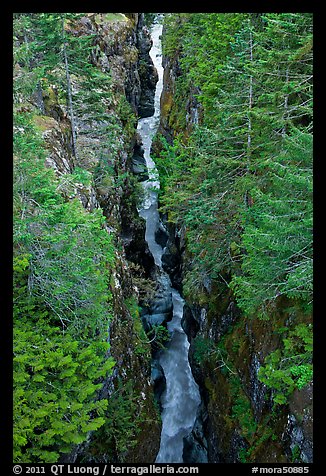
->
13, 13, 119, 462
231, 13, 313, 315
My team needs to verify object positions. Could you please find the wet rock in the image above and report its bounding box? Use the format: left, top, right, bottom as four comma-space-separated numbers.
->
183, 435, 208, 463
141, 274, 173, 333
181, 304, 200, 340
161, 241, 182, 290
150, 293, 173, 315
142, 313, 170, 333
120, 219, 155, 279
249, 353, 267, 420
206, 417, 224, 463
131, 142, 149, 180
148, 313, 169, 326
185, 85, 203, 128
217, 301, 239, 337
154, 224, 169, 248
138, 71, 158, 117
283, 384, 313, 463
159, 221, 183, 290
132, 158, 148, 177
151, 360, 166, 407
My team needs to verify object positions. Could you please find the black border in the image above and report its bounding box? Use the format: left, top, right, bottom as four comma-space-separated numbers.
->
5, 2, 322, 472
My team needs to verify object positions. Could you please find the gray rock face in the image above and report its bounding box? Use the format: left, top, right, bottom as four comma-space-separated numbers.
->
151, 360, 166, 408
150, 294, 173, 315
155, 224, 169, 248
161, 224, 183, 291
143, 313, 168, 327
131, 141, 149, 180
282, 384, 313, 463
249, 353, 267, 420
141, 287, 173, 334
283, 414, 312, 463
181, 304, 200, 341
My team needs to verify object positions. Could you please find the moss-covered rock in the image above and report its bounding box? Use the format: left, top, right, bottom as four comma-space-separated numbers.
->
185, 283, 313, 462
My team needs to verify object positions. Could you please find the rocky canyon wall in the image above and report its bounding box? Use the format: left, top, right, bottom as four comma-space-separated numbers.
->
30, 13, 162, 463
155, 24, 313, 464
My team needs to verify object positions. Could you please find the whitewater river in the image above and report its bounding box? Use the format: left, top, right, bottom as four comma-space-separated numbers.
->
137, 18, 201, 464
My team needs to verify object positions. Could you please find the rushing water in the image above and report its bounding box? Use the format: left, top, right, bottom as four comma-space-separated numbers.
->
137, 18, 201, 464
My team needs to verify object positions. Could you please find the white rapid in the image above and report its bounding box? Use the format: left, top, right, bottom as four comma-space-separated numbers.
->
155, 289, 202, 463
137, 18, 201, 464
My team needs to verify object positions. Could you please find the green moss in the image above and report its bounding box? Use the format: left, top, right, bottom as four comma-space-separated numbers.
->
229, 375, 257, 441
161, 91, 173, 119
95, 13, 128, 24
124, 296, 140, 319
32, 114, 57, 132
70, 167, 92, 186
291, 444, 301, 463
193, 336, 214, 364
124, 297, 151, 357
246, 428, 273, 462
